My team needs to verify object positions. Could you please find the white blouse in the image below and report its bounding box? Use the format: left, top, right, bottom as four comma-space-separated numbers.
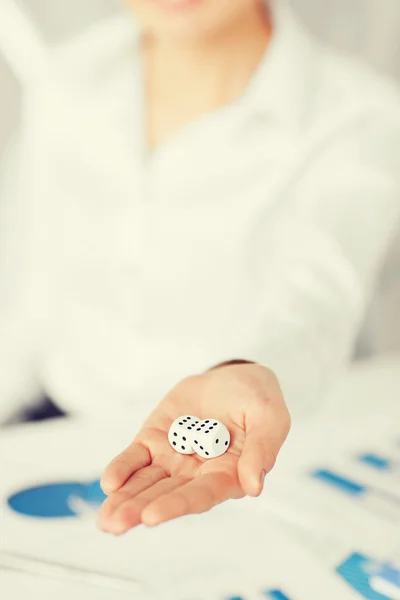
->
1, 1, 400, 422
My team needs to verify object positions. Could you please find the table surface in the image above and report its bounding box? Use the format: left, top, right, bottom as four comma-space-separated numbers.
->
1, 354, 399, 600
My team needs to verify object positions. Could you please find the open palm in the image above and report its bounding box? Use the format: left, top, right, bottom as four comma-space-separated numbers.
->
98, 365, 290, 534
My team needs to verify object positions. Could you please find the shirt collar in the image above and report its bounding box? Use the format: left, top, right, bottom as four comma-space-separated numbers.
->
58, 0, 318, 132
240, 0, 319, 129
118, 0, 319, 130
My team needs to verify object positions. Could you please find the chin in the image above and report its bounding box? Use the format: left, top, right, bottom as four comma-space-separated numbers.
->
158, 22, 211, 39
146, 17, 215, 40
135, 0, 234, 40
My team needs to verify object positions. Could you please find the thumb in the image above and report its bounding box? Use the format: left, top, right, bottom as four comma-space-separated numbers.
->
238, 401, 291, 497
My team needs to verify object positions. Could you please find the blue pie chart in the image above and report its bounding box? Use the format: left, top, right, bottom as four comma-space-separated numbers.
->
7, 479, 106, 518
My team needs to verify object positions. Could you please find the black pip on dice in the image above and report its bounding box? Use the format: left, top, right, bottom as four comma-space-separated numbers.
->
191, 419, 231, 459
168, 416, 230, 459
167, 415, 200, 455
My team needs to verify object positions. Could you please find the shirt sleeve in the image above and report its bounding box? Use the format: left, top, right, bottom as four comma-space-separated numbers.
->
0, 134, 43, 423
246, 102, 400, 418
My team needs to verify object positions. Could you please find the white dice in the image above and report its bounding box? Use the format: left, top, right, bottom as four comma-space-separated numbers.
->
168, 416, 230, 459
167, 415, 200, 455
192, 419, 231, 459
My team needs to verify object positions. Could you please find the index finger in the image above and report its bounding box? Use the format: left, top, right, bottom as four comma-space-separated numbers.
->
101, 442, 151, 495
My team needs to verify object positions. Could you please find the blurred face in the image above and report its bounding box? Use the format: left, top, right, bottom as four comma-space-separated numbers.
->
126, 0, 265, 40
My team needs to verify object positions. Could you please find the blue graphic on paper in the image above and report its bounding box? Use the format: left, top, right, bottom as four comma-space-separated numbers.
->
359, 454, 392, 472
311, 469, 366, 497
7, 479, 106, 518
371, 564, 400, 600
337, 553, 400, 599
265, 591, 292, 600
226, 593, 292, 600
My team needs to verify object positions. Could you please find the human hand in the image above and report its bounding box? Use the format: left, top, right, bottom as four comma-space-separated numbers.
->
97, 363, 290, 534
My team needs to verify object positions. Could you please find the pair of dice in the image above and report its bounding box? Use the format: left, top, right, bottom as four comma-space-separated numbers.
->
168, 415, 231, 459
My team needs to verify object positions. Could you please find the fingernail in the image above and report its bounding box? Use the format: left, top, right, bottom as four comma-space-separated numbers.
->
97, 515, 125, 535
100, 479, 111, 495
110, 517, 128, 535
142, 507, 162, 527
260, 470, 266, 492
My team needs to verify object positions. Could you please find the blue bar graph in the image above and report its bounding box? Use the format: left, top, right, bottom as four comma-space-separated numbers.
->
311, 469, 366, 496
358, 453, 392, 472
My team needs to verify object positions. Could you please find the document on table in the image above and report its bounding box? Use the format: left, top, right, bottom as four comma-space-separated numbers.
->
0, 568, 146, 600
250, 379, 400, 600
2, 357, 399, 600
1, 512, 359, 600
262, 384, 400, 555
0, 421, 357, 600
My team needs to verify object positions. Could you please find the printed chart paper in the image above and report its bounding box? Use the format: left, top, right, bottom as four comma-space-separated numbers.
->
1, 421, 357, 600
0, 569, 144, 600
2, 357, 399, 599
